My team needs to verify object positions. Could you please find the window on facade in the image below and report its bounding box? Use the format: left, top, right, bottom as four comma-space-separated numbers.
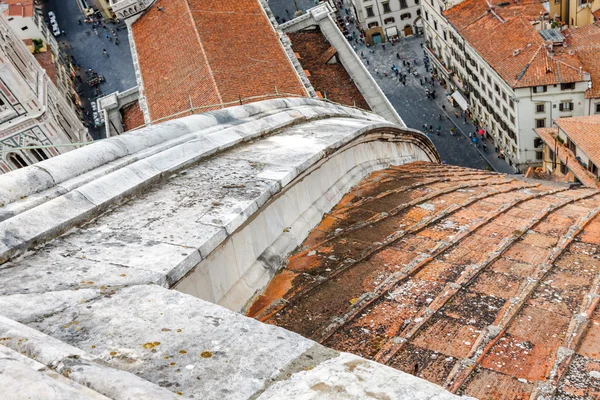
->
366, 6, 374, 17
8, 153, 28, 169
494, 83, 500, 93
536, 151, 543, 160
382, 2, 391, 12
21, 26, 28, 31
443, 31, 447, 40
30, 148, 49, 162
596, 103, 600, 114
7, 17, 13, 21
401, 13, 411, 20
425, 11, 429, 20
439, 6, 443, 13
535, 118, 546, 128
503, 106, 508, 116
368, 21, 379, 28
559, 101, 574, 111
415, 0, 419, 4
510, 114, 515, 124
561, 82, 575, 90
560, 161, 567, 175
589, 162, 599, 176
536, 103, 545, 113
533, 85, 547, 93
417, 8, 421, 16
495, 98, 500, 107
400, 0, 408, 8
434, 21, 438, 30
487, 75, 491, 84
384, 17, 395, 24
534, 137, 543, 148
567, 139, 577, 155
502, 92, 507, 101
509, 99, 515, 109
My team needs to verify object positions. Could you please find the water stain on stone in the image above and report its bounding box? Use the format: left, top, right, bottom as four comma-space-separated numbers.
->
142, 342, 161, 349
200, 351, 213, 358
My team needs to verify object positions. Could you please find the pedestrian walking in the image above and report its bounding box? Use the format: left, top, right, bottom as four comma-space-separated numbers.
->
94, 28, 98, 35
442, 104, 446, 111
419, 78, 423, 85
102, 49, 108, 58
455, 111, 459, 118
78, 19, 82, 25
483, 143, 487, 152
375, 68, 379, 76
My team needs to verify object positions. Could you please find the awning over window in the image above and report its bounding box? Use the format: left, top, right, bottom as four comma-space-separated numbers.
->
451, 90, 469, 111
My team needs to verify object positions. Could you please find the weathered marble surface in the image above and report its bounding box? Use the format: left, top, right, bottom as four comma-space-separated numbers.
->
0, 99, 464, 399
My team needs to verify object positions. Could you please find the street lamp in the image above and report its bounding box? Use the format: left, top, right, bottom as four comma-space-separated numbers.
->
292, 0, 303, 16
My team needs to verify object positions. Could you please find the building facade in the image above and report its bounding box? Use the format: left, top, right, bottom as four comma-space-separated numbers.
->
420, 0, 599, 172
537, 116, 600, 187
0, 14, 88, 173
350, 0, 423, 44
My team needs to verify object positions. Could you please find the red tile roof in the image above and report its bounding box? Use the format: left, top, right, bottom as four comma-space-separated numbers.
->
555, 115, 600, 167
249, 162, 600, 399
33, 49, 57, 86
444, 0, 586, 88
3, 0, 34, 17
131, 0, 307, 122
564, 23, 600, 99
535, 127, 598, 188
288, 30, 370, 110
121, 100, 145, 132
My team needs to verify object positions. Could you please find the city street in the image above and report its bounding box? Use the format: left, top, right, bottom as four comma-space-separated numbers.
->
41, 0, 136, 139
358, 36, 515, 173
269, 0, 514, 172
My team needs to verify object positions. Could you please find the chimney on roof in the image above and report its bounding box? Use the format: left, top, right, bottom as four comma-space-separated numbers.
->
546, 67, 552, 74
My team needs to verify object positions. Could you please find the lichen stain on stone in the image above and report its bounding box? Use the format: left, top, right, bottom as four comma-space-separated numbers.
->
179, 350, 187, 354
344, 359, 368, 373
142, 341, 161, 349
176, 329, 182, 332
200, 351, 213, 358
176, 392, 183, 396
310, 382, 347, 393
365, 391, 392, 400
169, 362, 176, 366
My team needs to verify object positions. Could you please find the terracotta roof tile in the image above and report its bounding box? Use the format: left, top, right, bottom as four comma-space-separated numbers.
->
535, 126, 598, 188
132, 0, 306, 122
121, 100, 145, 132
444, 0, 586, 88
288, 30, 369, 110
564, 23, 600, 98
33, 49, 57, 86
248, 162, 600, 399
3, 0, 34, 17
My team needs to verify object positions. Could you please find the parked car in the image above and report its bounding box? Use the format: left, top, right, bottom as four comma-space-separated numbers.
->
51, 22, 60, 36
48, 11, 56, 23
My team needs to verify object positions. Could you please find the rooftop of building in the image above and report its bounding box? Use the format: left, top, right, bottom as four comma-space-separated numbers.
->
535, 116, 600, 188
444, 0, 588, 89
2, 0, 34, 18
287, 28, 370, 110
131, 0, 307, 123
0, 98, 455, 399
535, 126, 598, 188
249, 162, 600, 399
563, 22, 600, 99
33, 48, 57, 87
120, 99, 144, 131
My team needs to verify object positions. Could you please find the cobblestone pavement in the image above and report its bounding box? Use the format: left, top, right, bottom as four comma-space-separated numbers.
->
42, 0, 136, 139
357, 36, 515, 173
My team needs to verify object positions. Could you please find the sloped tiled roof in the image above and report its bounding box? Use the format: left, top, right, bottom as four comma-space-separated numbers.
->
3, 0, 34, 17
131, 0, 307, 122
250, 162, 600, 399
554, 115, 600, 168
536, 126, 598, 188
288, 29, 370, 110
564, 23, 600, 99
444, 0, 586, 88
120, 100, 145, 132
